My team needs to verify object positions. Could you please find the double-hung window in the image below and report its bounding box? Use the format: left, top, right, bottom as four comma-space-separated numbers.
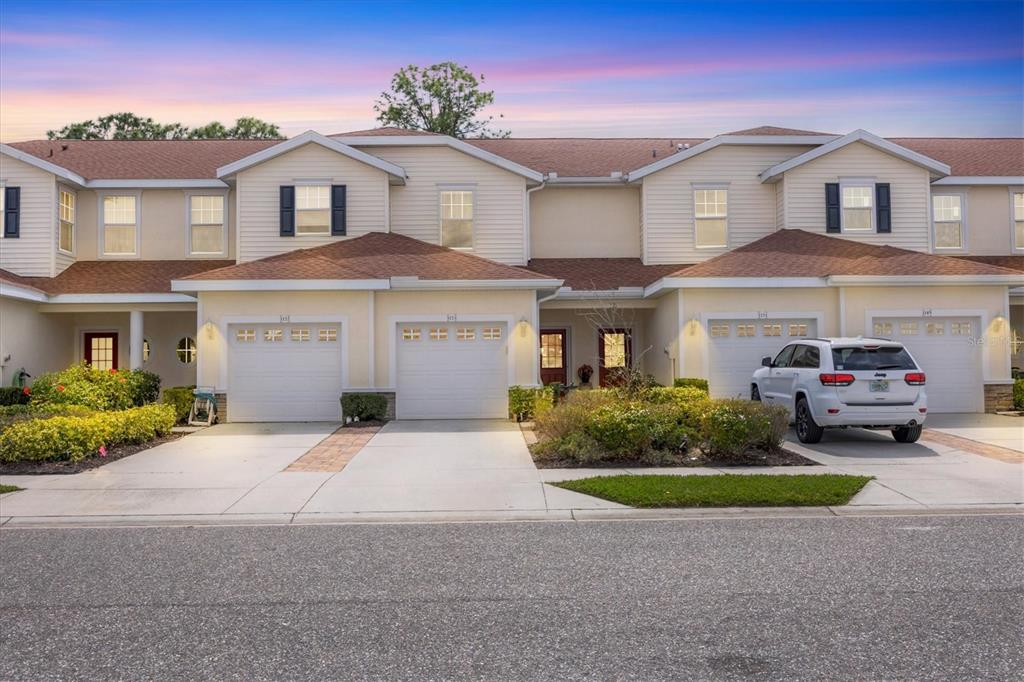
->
932, 194, 964, 250
693, 187, 728, 248
1014, 191, 1024, 250
440, 189, 473, 249
102, 195, 138, 256
841, 184, 873, 231
295, 185, 330, 235
189, 195, 226, 256
58, 189, 75, 253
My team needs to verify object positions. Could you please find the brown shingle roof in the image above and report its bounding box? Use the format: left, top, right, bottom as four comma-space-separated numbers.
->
723, 126, 835, 136
6, 131, 1022, 180
333, 127, 442, 137
25, 260, 235, 294
525, 258, 687, 290
671, 230, 1023, 279
954, 255, 1024, 273
0, 268, 48, 294
183, 232, 555, 283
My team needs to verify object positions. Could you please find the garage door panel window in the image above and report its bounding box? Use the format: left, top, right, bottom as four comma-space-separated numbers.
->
236, 328, 256, 342
482, 327, 502, 341
264, 328, 283, 342
926, 322, 945, 335
710, 323, 730, 338
737, 324, 755, 337
456, 327, 476, 341
763, 323, 782, 337
873, 321, 893, 337
951, 321, 972, 335
932, 195, 964, 250
402, 327, 421, 341
318, 328, 337, 342
900, 321, 918, 335
693, 188, 728, 249
429, 327, 448, 341
290, 328, 310, 342
788, 323, 808, 337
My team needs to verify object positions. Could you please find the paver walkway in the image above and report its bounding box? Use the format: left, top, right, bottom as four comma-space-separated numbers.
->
285, 425, 380, 472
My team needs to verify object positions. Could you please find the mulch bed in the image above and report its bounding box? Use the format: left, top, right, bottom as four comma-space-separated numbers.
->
0, 432, 185, 475
531, 446, 817, 469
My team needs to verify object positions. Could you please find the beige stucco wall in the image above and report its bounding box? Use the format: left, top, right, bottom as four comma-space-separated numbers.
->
642, 144, 814, 264
0, 297, 70, 383
929, 185, 1017, 255
235, 143, 389, 262
361, 145, 529, 265
783, 142, 932, 251
0, 155, 57, 277
73, 188, 236, 261
530, 187, 641, 258
841, 285, 1012, 381
644, 291, 681, 384
196, 288, 540, 396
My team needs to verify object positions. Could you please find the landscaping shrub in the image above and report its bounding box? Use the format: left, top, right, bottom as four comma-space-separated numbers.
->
30, 364, 161, 411
673, 377, 710, 394
0, 386, 30, 406
341, 393, 388, 421
0, 403, 176, 463
0, 404, 93, 432
700, 399, 789, 462
162, 386, 196, 424
507, 385, 555, 421
1014, 379, 1024, 410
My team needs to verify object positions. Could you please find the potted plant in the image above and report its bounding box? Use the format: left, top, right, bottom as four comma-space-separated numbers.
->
577, 364, 594, 387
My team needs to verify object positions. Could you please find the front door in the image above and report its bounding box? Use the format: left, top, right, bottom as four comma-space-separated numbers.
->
598, 329, 631, 387
539, 329, 568, 385
84, 332, 118, 371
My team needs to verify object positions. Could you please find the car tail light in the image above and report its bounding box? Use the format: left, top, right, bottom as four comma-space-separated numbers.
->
905, 372, 926, 385
827, 408, 840, 414
918, 408, 928, 414
819, 373, 855, 386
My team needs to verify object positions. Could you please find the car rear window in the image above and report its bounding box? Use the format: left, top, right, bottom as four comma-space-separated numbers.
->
832, 346, 917, 371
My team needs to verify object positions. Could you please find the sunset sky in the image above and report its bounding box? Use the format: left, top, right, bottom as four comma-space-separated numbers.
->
1, 0, 1022, 141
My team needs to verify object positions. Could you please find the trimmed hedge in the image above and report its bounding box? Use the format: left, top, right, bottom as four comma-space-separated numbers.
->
508, 385, 555, 422
30, 363, 161, 411
0, 403, 176, 463
673, 377, 710, 393
341, 393, 388, 421
163, 386, 197, 424
0, 386, 31, 406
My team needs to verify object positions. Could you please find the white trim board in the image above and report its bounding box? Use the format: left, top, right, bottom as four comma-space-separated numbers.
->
932, 176, 1024, 186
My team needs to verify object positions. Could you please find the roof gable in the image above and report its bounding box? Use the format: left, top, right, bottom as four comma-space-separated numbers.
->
759, 130, 950, 183
215, 131, 407, 183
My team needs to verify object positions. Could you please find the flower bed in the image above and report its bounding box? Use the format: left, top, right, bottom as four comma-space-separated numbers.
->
529, 386, 809, 467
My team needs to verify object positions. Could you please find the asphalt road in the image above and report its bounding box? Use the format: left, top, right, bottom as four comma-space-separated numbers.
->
1, 515, 1022, 681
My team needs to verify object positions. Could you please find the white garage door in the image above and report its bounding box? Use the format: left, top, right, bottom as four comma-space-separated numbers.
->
707, 318, 819, 399
396, 322, 508, 419
227, 323, 343, 422
873, 316, 983, 413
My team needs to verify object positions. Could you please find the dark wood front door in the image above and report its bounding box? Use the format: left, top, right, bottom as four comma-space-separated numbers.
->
84, 332, 118, 371
598, 328, 631, 387
539, 329, 568, 385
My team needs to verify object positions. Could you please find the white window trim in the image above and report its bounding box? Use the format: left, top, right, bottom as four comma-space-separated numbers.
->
1010, 187, 1024, 252
293, 180, 331, 237
930, 191, 968, 252
839, 178, 875, 233
98, 191, 142, 259
184, 190, 229, 258
438, 184, 476, 251
57, 184, 76, 256
691, 183, 729, 250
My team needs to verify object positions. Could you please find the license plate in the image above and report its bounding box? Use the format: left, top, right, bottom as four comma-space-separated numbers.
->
869, 380, 890, 393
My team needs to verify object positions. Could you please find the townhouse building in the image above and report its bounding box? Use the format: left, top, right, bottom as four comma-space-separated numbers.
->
1, 125, 1021, 420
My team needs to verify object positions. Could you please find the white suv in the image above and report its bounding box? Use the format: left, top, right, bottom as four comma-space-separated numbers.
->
750, 337, 928, 444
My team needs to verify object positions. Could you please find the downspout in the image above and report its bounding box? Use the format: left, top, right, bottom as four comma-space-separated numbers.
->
524, 180, 546, 265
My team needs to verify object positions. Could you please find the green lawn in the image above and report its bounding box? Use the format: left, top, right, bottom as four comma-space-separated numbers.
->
0, 484, 21, 495
553, 474, 872, 508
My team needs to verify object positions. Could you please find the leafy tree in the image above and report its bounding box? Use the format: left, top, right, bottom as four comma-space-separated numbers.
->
374, 62, 509, 138
47, 113, 284, 140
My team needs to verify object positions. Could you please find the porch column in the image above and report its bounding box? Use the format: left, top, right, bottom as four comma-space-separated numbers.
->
129, 309, 144, 369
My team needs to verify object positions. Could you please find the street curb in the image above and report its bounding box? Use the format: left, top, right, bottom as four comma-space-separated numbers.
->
0, 504, 1020, 530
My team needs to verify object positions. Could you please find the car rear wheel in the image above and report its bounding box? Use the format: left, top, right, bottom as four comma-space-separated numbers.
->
795, 398, 824, 444
892, 425, 923, 443
751, 384, 761, 401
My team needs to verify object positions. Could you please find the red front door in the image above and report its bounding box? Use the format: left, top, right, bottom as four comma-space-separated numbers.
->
598, 329, 631, 387
84, 333, 118, 371
539, 329, 568, 385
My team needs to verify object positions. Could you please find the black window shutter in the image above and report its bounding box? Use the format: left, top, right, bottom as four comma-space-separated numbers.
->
824, 183, 840, 233
3, 187, 20, 238
331, 185, 347, 236
875, 183, 891, 233
279, 186, 295, 237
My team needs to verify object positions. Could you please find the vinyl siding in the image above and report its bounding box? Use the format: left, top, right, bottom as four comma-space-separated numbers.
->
236, 143, 388, 262
642, 145, 814, 264
0, 154, 56, 276
360, 146, 528, 265
784, 142, 932, 251
775, 177, 785, 230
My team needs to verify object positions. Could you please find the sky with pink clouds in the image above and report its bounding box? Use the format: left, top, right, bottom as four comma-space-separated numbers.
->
1, 0, 1022, 141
